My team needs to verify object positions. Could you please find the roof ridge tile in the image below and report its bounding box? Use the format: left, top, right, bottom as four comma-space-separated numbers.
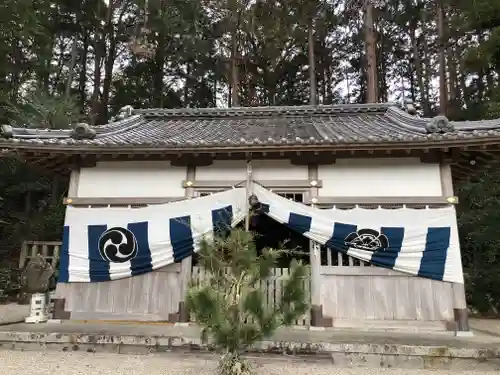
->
133, 103, 397, 118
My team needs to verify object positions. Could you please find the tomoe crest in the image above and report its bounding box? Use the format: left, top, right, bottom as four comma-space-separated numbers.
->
344, 228, 389, 252
98, 227, 138, 263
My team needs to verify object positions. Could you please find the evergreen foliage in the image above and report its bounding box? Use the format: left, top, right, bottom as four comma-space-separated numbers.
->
0, 262, 20, 303
186, 228, 308, 374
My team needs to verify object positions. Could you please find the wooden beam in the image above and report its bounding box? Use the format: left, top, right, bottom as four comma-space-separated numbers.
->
289, 154, 336, 165
170, 155, 213, 167
419, 150, 443, 163
320, 266, 409, 277
182, 179, 322, 189
63, 197, 186, 205
44, 155, 73, 171
77, 154, 97, 168
304, 196, 458, 205
32, 154, 61, 165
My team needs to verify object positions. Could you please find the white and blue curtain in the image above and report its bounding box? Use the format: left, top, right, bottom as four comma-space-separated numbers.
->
58, 188, 247, 282
59, 183, 463, 284
253, 184, 463, 284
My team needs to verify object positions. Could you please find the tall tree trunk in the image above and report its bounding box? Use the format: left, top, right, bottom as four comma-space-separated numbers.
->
325, 64, 333, 104
153, 34, 166, 107
213, 75, 217, 107
229, 0, 239, 107
447, 42, 460, 119
90, 1, 104, 124
378, 38, 388, 102
184, 64, 191, 105
42, 39, 55, 92
476, 32, 486, 102
409, 66, 416, 102
437, 0, 448, 115
308, 17, 317, 105
364, 0, 377, 103
458, 53, 470, 109
346, 67, 351, 103
65, 37, 79, 98
40, 7, 57, 92
102, 0, 118, 122
410, 21, 430, 115
131, 4, 142, 66
79, 31, 89, 109
446, 6, 460, 118
421, 9, 433, 115
486, 68, 495, 95
151, 0, 166, 107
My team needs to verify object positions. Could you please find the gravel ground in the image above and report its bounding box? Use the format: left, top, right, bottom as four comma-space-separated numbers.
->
1, 351, 499, 375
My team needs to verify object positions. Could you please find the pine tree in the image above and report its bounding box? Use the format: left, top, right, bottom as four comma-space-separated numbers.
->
186, 228, 309, 375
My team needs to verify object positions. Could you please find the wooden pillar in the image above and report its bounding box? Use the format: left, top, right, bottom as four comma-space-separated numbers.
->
53, 167, 80, 320
440, 162, 470, 334
67, 168, 81, 197
308, 164, 323, 327
178, 165, 196, 323
244, 160, 252, 231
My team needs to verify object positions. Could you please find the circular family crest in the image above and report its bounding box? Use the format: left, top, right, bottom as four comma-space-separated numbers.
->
344, 229, 389, 252
98, 227, 138, 263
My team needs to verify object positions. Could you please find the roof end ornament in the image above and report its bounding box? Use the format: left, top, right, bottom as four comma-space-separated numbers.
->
110, 105, 134, 122
399, 99, 418, 115
71, 123, 96, 140
426, 115, 455, 134
1, 125, 13, 139
118, 105, 134, 121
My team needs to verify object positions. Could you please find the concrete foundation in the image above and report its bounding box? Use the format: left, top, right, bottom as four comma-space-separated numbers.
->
0, 322, 500, 370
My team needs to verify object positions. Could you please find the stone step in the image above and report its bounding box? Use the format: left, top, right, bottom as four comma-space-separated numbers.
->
0, 327, 499, 371
330, 319, 449, 333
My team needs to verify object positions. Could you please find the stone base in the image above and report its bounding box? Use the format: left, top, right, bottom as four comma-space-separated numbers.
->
52, 299, 188, 323
25, 315, 48, 324
309, 326, 325, 331
456, 331, 474, 337
25, 293, 49, 324
310, 305, 322, 327
0, 326, 499, 370
454, 308, 470, 332
178, 301, 189, 323
310, 305, 333, 327
52, 299, 70, 320
167, 312, 179, 322
322, 316, 333, 327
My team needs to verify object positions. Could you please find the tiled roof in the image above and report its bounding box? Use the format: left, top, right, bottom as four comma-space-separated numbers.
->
2, 103, 500, 151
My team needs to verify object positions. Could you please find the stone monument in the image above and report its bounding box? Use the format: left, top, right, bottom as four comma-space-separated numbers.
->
20, 254, 54, 323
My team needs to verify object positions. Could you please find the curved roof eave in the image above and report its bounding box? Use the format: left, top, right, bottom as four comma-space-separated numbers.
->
2, 135, 500, 154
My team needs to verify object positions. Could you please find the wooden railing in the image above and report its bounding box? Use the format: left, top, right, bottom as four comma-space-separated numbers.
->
19, 241, 62, 269
321, 246, 371, 267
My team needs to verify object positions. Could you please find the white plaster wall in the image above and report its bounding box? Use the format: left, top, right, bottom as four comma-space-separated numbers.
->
319, 158, 442, 197
195, 160, 245, 181
75, 158, 442, 198
195, 160, 308, 181
77, 161, 186, 197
